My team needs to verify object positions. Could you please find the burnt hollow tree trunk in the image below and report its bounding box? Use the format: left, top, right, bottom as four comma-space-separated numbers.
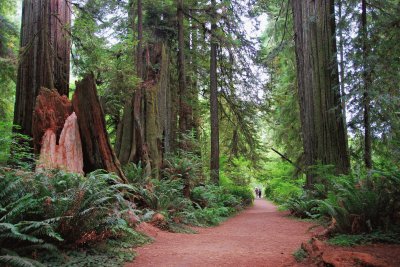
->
14, 0, 71, 138
291, 0, 350, 187
210, 0, 220, 185
72, 74, 127, 182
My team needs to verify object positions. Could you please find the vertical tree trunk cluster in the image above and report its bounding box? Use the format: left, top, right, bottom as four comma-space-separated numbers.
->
291, 0, 350, 187
116, 0, 202, 179
14, 0, 71, 138
115, 0, 174, 177
115, 41, 172, 177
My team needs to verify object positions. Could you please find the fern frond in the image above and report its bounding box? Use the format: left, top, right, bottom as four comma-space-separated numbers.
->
0, 255, 44, 267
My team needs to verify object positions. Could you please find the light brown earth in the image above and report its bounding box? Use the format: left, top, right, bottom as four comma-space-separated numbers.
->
126, 199, 315, 267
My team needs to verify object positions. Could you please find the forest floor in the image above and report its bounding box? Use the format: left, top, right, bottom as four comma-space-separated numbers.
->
126, 199, 315, 267
126, 199, 400, 267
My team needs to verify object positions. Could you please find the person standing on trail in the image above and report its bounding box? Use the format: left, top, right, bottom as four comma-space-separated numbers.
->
258, 188, 262, 198
255, 187, 259, 198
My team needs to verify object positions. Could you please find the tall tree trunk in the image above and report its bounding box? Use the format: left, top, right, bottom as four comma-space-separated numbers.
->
210, 0, 219, 184
338, 0, 349, 148
177, 0, 192, 136
189, 8, 201, 139
13, 0, 71, 138
136, 0, 143, 79
291, 0, 350, 187
361, 0, 372, 169
72, 74, 127, 182
116, 0, 145, 165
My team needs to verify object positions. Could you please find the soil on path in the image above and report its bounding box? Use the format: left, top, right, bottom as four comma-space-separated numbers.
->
126, 199, 314, 267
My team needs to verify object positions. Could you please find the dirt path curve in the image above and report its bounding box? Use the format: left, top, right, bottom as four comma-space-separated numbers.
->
126, 199, 314, 267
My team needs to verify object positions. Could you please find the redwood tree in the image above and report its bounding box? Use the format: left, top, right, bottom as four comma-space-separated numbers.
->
361, 0, 372, 169
177, 0, 193, 135
210, 0, 219, 184
13, 0, 71, 138
291, 0, 350, 187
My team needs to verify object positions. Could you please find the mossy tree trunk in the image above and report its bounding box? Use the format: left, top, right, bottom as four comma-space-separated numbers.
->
291, 0, 350, 187
116, 0, 174, 177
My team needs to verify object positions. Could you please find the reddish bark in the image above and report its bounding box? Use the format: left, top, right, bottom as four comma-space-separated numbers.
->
72, 74, 127, 182
14, 0, 71, 138
32, 87, 73, 153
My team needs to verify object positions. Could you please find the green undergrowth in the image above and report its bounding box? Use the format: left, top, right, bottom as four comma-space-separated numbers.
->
292, 247, 307, 262
262, 161, 304, 205
124, 161, 254, 229
0, 168, 149, 267
39, 231, 151, 266
328, 231, 400, 247
273, 164, 400, 240
0, 152, 254, 266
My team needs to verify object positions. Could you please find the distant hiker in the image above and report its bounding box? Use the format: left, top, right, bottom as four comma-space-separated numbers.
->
258, 188, 262, 198
255, 187, 259, 198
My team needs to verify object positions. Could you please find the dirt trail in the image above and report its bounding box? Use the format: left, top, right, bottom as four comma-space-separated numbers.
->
126, 199, 315, 267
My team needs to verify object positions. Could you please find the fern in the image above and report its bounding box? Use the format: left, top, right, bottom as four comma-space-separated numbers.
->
0, 255, 44, 267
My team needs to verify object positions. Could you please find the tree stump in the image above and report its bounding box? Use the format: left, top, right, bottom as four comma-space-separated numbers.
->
37, 112, 83, 174
72, 74, 127, 182
32, 87, 73, 153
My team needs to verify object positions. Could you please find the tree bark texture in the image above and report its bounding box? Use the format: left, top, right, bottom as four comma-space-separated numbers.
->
210, 0, 220, 185
291, 0, 350, 187
177, 0, 193, 135
14, 0, 71, 138
116, 43, 171, 177
144, 44, 170, 175
72, 74, 127, 182
136, 0, 143, 79
361, 0, 372, 169
188, 7, 201, 140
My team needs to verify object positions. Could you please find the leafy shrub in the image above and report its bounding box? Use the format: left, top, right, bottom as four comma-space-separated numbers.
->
264, 177, 302, 204
293, 247, 307, 262
224, 185, 254, 206
316, 169, 400, 234
191, 185, 240, 209
0, 168, 146, 266
284, 193, 319, 219
0, 168, 62, 266
192, 207, 231, 226
0, 124, 35, 170
163, 148, 203, 198
328, 231, 400, 246
123, 162, 148, 185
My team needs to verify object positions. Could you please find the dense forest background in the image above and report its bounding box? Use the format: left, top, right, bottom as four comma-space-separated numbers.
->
1, 0, 400, 266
